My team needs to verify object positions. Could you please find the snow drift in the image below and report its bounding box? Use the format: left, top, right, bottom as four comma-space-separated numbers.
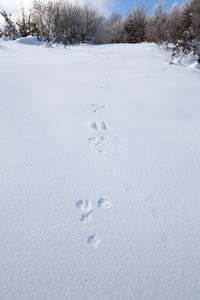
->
15, 36, 43, 46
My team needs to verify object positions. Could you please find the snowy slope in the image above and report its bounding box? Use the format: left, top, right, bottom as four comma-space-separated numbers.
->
0, 37, 200, 299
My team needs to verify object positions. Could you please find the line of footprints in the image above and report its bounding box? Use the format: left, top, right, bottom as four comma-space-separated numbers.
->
76, 198, 112, 248
76, 104, 112, 248
88, 104, 111, 154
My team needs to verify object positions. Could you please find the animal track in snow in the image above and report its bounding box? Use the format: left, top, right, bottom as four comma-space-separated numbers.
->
80, 211, 93, 224
76, 197, 112, 248
100, 136, 110, 142
88, 136, 110, 143
88, 137, 100, 145
90, 104, 106, 114
76, 200, 93, 224
76, 200, 92, 214
88, 235, 100, 248
98, 198, 112, 210
91, 121, 110, 131
88, 136, 110, 154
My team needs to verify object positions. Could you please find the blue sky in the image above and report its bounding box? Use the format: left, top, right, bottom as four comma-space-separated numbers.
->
105, 0, 185, 15
0, 0, 185, 15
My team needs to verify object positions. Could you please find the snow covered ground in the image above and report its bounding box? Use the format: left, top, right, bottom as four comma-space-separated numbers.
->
0, 37, 200, 299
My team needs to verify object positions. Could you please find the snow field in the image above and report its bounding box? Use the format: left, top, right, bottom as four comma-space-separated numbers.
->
0, 37, 200, 299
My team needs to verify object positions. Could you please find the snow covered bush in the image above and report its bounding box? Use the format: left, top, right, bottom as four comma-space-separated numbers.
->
20, 1, 109, 45
0, 11, 19, 40
171, 1, 200, 64
172, 36, 200, 64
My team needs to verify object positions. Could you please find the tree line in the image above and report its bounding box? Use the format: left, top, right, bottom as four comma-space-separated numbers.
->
0, 0, 200, 62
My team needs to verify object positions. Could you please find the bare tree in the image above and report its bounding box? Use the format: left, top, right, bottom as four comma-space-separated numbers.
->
190, 0, 200, 41
166, 3, 183, 43
124, 7, 147, 43
107, 13, 125, 43
147, 1, 167, 43
16, 9, 32, 37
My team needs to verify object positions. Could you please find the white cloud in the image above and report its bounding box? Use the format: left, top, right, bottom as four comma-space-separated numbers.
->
0, 0, 112, 27
0, 0, 110, 13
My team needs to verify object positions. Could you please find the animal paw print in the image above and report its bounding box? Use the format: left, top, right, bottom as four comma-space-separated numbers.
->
76, 200, 93, 224
98, 198, 112, 210
88, 235, 100, 248
90, 121, 110, 131
88, 136, 109, 154
90, 104, 106, 114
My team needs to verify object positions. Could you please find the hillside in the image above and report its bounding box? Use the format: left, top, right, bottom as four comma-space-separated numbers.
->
0, 38, 200, 299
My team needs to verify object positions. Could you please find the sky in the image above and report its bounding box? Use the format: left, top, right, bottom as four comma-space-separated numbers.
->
105, 0, 184, 15
0, 0, 185, 16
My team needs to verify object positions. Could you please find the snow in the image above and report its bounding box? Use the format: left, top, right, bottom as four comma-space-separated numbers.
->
181, 53, 197, 66
0, 35, 10, 42
15, 36, 43, 46
0, 39, 200, 299
171, 52, 200, 70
